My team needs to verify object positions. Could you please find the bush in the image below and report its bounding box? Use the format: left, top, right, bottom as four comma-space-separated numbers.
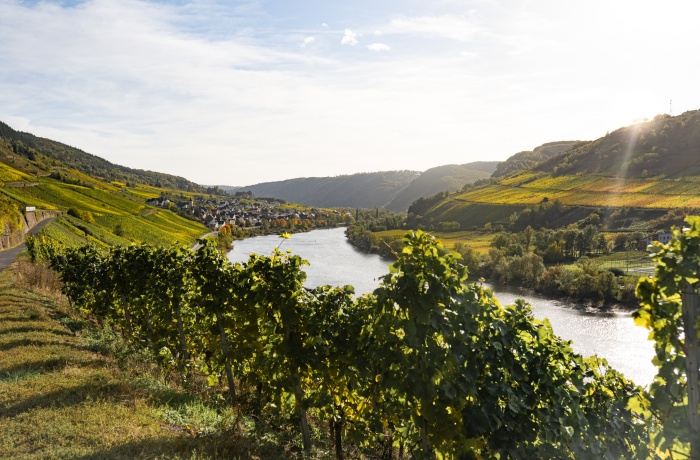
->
67, 208, 94, 223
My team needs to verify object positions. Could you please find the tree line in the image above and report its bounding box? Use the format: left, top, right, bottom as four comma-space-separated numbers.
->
453, 224, 639, 303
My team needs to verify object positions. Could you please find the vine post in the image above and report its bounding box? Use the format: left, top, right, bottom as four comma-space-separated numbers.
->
681, 283, 700, 457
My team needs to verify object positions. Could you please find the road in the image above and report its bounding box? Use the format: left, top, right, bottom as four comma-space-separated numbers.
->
191, 231, 218, 251
0, 218, 55, 271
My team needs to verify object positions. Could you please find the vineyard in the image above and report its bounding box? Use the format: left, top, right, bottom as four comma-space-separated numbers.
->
26, 231, 659, 459
452, 172, 700, 209
0, 161, 34, 183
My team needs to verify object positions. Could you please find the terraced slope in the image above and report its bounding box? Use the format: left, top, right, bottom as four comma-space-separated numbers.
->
456, 172, 700, 208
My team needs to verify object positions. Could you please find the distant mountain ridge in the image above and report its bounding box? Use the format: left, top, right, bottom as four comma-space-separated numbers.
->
225, 161, 499, 211
229, 171, 421, 209
386, 163, 495, 211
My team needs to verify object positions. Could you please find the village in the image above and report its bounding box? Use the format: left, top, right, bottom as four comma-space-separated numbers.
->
146, 193, 352, 231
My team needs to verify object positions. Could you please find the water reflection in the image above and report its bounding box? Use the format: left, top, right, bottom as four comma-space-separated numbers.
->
228, 227, 656, 386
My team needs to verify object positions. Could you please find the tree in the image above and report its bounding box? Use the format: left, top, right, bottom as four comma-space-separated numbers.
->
522, 225, 534, 253
453, 242, 480, 275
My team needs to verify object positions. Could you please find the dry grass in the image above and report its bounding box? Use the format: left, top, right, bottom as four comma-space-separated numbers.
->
12, 258, 64, 298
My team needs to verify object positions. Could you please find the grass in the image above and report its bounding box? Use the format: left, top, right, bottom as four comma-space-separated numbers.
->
0, 259, 186, 459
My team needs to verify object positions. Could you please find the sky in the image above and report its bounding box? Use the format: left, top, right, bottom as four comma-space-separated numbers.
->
1, 0, 700, 186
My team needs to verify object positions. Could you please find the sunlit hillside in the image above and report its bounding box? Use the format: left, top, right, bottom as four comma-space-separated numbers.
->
412, 111, 700, 229
0, 129, 208, 247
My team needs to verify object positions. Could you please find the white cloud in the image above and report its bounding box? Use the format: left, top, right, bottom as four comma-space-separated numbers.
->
367, 43, 391, 52
2, 0, 700, 186
341, 29, 358, 46
388, 14, 481, 42
301, 36, 315, 47
321, 22, 329, 28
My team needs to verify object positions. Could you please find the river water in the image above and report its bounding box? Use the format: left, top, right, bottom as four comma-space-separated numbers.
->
228, 227, 656, 387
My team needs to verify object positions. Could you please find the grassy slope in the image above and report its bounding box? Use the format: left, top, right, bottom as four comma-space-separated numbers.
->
0, 258, 309, 459
452, 172, 700, 208
0, 260, 188, 459
0, 180, 206, 246
0, 121, 205, 193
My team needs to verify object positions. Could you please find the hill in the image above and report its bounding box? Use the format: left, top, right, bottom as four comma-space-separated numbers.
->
534, 111, 700, 178
491, 141, 582, 178
411, 110, 700, 230
385, 162, 496, 211
232, 171, 421, 209
0, 121, 205, 192
230, 162, 499, 212
0, 122, 209, 247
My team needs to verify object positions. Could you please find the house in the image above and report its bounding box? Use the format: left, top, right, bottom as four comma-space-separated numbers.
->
639, 231, 673, 250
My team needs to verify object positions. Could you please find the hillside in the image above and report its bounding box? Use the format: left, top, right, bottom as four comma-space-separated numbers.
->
0, 125, 208, 247
233, 171, 421, 209
385, 162, 496, 211
0, 121, 205, 192
411, 110, 700, 230
534, 111, 700, 178
491, 141, 582, 178
231, 162, 498, 212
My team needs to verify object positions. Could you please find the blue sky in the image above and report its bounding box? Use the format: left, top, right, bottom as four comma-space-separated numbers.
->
1, 0, 699, 186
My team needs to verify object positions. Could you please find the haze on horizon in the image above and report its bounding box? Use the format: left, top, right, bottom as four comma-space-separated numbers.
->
1, 0, 699, 186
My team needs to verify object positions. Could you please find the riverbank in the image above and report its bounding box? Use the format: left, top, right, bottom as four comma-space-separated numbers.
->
484, 281, 639, 313
344, 227, 642, 311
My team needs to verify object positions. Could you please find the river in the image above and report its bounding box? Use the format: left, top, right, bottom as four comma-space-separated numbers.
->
227, 227, 656, 387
